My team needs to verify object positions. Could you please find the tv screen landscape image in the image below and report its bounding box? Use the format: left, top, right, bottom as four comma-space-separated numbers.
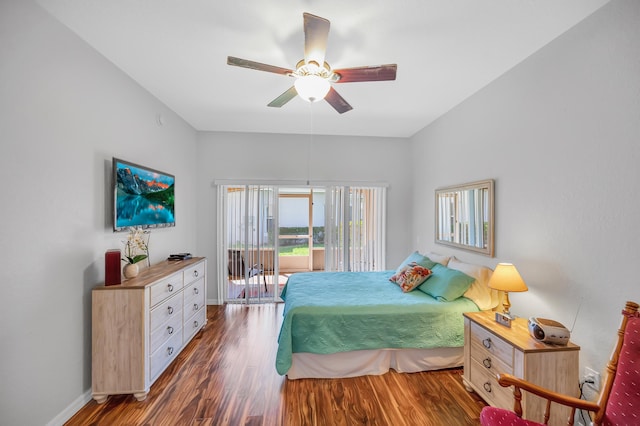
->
113, 158, 175, 231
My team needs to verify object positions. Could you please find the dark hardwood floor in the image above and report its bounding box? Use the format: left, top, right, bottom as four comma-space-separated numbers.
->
67, 304, 487, 425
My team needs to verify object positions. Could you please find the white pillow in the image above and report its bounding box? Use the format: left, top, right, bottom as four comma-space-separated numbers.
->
447, 257, 499, 310
423, 251, 451, 266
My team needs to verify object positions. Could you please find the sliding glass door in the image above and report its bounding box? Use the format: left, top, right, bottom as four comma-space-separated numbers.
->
217, 183, 386, 303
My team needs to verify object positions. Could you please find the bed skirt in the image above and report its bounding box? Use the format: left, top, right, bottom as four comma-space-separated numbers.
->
286, 346, 463, 379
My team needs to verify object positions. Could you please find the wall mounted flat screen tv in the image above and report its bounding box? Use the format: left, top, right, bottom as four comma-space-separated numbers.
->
113, 157, 175, 232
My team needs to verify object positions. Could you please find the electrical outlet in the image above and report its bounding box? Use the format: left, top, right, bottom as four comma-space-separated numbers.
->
584, 367, 601, 391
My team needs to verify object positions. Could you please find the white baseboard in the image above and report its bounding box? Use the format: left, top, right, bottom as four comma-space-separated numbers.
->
46, 390, 92, 426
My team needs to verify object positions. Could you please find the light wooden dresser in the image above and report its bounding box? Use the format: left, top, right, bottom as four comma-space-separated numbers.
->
463, 311, 579, 425
92, 257, 207, 403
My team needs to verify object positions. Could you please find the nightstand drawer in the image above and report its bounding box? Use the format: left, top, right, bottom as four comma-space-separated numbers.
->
470, 322, 513, 367
470, 338, 512, 376
469, 359, 513, 409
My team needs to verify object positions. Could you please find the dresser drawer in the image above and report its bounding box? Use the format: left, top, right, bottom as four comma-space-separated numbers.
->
150, 272, 183, 307
184, 277, 205, 313
469, 358, 513, 409
184, 305, 206, 342
150, 292, 183, 333
470, 323, 513, 367
183, 298, 204, 319
150, 327, 183, 381
184, 261, 205, 286
150, 312, 183, 354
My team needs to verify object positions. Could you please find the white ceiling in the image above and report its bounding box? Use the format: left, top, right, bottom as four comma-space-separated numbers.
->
37, 0, 609, 138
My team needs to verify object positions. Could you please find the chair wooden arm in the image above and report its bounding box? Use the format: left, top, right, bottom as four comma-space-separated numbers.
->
498, 373, 600, 424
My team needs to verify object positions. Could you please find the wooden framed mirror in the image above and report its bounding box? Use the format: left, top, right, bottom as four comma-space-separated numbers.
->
435, 179, 494, 257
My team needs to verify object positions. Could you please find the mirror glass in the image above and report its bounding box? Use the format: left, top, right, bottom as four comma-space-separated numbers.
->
435, 179, 494, 256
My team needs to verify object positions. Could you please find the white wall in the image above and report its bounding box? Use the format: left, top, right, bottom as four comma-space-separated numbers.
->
411, 0, 640, 382
0, 1, 199, 424
196, 132, 413, 302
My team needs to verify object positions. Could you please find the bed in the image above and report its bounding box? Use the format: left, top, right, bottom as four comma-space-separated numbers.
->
276, 252, 499, 379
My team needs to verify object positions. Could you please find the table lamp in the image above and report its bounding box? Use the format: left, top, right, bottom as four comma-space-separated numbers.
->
488, 263, 528, 326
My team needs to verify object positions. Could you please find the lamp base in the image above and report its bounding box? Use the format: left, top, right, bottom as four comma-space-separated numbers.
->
495, 311, 513, 327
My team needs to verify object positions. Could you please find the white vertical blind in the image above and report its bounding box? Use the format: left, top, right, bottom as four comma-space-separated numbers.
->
324, 186, 346, 271
324, 186, 386, 272
217, 185, 277, 304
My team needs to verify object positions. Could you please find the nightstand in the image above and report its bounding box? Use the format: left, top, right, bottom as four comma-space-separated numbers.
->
463, 311, 580, 425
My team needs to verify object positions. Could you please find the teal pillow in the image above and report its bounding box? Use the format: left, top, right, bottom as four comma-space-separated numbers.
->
394, 251, 437, 274
417, 264, 475, 302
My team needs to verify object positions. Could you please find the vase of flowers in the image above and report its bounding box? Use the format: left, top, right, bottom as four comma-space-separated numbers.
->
122, 227, 150, 279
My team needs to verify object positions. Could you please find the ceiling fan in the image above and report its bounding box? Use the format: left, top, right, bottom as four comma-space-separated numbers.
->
227, 12, 397, 114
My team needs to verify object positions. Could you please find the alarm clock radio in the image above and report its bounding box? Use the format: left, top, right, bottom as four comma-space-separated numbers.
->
528, 317, 571, 345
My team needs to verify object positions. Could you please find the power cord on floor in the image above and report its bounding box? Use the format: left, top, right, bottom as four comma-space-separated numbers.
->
577, 380, 595, 426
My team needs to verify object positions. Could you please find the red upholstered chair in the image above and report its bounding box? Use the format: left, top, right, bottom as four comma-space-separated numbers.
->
480, 301, 640, 426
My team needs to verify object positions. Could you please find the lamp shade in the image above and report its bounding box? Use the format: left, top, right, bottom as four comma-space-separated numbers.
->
488, 263, 528, 292
294, 75, 330, 103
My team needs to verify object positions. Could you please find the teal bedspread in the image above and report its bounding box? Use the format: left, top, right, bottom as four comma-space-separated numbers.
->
276, 271, 479, 375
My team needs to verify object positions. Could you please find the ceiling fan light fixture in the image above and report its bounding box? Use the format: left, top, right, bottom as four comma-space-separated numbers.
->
228, 13, 396, 113
294, 75, 330, 103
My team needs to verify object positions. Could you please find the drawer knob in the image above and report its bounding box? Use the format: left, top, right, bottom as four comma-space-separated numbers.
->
167, 347, 174, 356
168, 306, 174, 315
168, 284, 174, 292
194, 320, 199, 328
482, 357, 492, 369
167, 326, 174, 335
482, 338, 492, 349
193, 303, 199, 311
193, 270, 199, 278
483, 382, 492, 393
194, 287, 199, 295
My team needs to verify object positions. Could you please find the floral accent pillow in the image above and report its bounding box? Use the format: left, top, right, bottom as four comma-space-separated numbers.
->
389, 263, 411, 284
390, 262, 433, 292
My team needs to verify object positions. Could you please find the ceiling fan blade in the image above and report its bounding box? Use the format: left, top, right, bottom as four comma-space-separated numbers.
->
333, 64, 397, 83
267, 86, 298, 108
227, 56, 294, 76
325, 87, 353, 114
303, 13, 330, 67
